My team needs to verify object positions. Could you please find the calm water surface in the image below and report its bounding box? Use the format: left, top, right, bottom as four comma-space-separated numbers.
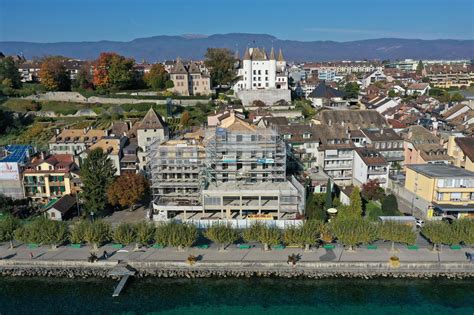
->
0, 277, 472, 314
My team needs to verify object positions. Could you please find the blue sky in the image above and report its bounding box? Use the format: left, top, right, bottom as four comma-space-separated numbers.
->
1, 0, 473, 42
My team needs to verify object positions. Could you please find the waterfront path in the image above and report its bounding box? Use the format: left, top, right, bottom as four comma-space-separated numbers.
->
0, 242, 471, 265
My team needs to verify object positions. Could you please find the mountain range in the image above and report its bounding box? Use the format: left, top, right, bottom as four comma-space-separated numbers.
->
1, 33, 473, 62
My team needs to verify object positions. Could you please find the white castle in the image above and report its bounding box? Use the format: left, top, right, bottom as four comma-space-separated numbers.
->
233, 47, 288, 92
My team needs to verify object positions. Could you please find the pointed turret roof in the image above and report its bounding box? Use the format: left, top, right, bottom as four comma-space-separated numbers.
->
262, 48, 268, 60
277, 49, 285, 62
138, 107, 166, 130
269, 47, 276, 60
243, 48, 251, 60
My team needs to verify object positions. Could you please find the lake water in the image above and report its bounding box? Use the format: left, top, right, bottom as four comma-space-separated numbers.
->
0, 277, 472, 314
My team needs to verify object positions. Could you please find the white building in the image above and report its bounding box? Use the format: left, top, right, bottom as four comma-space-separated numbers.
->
353, 148, 390, 188
233, 47, 288, 92
362, 70, 387, 88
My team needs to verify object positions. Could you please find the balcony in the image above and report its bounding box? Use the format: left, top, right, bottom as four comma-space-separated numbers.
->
324, 163, 352, 170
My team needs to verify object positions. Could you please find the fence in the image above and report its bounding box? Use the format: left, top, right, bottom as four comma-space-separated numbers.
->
171, 219, 304, 229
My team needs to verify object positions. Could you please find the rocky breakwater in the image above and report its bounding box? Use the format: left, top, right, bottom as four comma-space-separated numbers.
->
0, 260, 472, 279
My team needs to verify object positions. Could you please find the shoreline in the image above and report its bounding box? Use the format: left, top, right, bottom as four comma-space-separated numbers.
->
0, 260, 472, 279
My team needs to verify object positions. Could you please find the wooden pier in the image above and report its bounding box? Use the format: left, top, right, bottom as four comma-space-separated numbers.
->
108, 261, 136, 297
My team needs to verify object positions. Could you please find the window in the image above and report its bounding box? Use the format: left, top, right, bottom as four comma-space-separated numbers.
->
236, 135, 243, 142
436, 192, 444, 201
450, 192, 461, 201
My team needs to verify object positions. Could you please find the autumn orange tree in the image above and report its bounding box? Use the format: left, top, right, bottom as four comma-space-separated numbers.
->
180, 111, 191, 129
93, 52, 136, 91
144, 63, 169, 90
39, 56, 71, 91
107, 173, 149, 211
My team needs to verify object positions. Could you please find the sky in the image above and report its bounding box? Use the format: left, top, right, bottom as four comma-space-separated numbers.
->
0, 0, 473, 42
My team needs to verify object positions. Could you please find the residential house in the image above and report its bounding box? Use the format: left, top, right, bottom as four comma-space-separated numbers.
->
447, 136, 474, 171
360, 128, 405, 172
137, 107, 169, 171
361, 70, 387, 88
44, 194, 77, 221
406, 83, 430, 96
403, 126, 453, 166
49, 127, 108, 164
315, 110, 388, 131
405, 164, 474, 218
88, 136, 127, 175
23, 154, 80, 202
308, 81, 348, 109
353, 148, 390, 188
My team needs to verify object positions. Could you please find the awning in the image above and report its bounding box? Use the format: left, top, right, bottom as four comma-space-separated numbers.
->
432, 202, 474, 213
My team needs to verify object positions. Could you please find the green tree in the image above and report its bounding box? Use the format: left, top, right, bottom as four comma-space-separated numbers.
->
113, 223, 136, 245
204, 223, 239, 250
416, 60, 424, 75
70, 220, 88, 244
0, 214, 20, 249
455, 219, 474, 245
155, 222, 197, 249
349, 187, 363, 218
258, 226, 281, 251
421, 221, 453, 251
378, 221, 416, 251
144, 63, 169, 90
13, 218, 46, 244
0, 56, 21, 89
83, 220, 111, 250
324, 179, 332, 210
42, 219, 69, 249
343, 82, 360, 99
450, 92, 464, 103
242, 222, 265, 243
81, 148, 116, 216
283, 220, 322, 251
204, 48, 236, 87
305, 193, 326, 221
388, 89, 396, 98
381, 194, 399, 216
135, 221, 155, 246
330, 217, 377, 251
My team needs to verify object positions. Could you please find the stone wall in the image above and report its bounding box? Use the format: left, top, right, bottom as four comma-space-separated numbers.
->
24, 92, 210, 107
236, 89, 291, 106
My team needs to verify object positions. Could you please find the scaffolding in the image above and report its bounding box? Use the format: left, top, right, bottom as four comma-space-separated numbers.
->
148, 138, 206, 208
203, 126, 286, 187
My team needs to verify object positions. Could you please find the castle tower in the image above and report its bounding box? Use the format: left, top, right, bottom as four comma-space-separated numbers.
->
276, 49, 286, 72
269, 47, 277, 89
243, 48, 252, 90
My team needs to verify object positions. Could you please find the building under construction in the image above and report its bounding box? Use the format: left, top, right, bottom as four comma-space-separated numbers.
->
148, 112, 305, 222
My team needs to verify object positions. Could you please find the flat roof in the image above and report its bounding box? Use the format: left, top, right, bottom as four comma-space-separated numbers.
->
406, 164, 474, 178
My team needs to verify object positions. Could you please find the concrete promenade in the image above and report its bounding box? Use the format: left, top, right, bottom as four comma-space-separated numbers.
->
0, 242, 472, 273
